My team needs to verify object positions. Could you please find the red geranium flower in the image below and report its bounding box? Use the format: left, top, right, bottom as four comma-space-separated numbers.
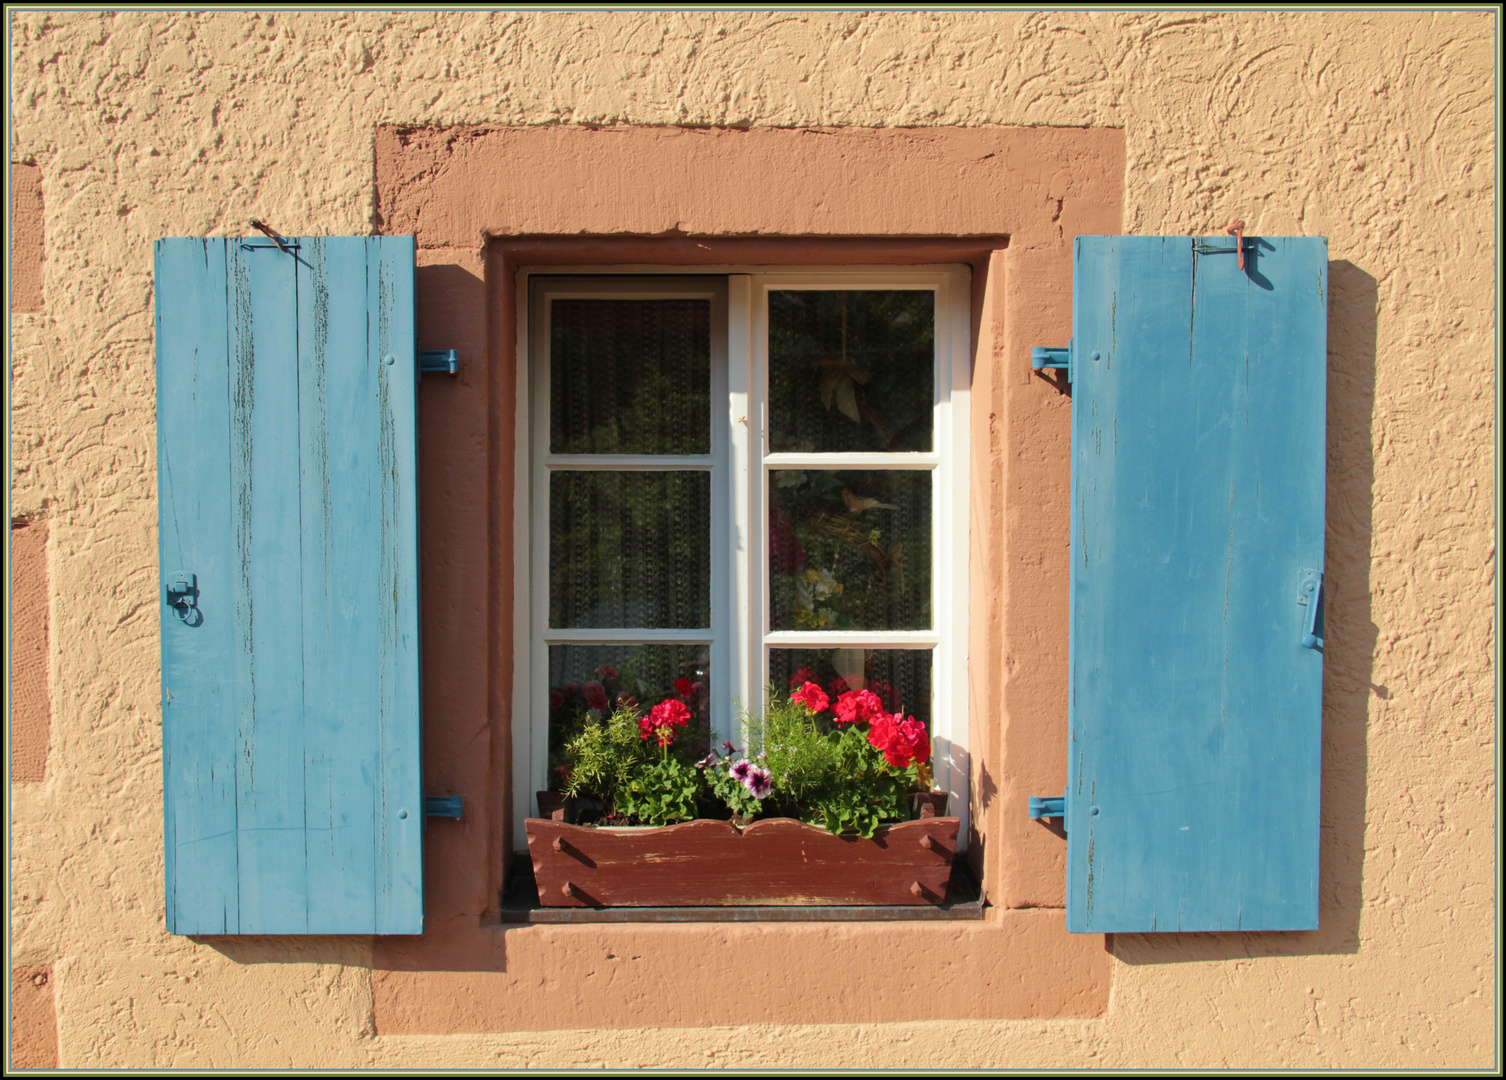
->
583, 681, 609, 713
900, 718, 931, 765
650, 698, 690, 727
596, 665, 619, 680
549, 690, 565, 710
674, 677, 695, 700
791, 680, 829, 713
640, 697, 692, 747
788, 666, 816, 689
867, 713, 930, 767
833, 688, 883, 726
830, 676, 850, 697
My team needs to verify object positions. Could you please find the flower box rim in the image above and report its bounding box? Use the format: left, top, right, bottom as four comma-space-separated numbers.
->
525, 814, 959, 838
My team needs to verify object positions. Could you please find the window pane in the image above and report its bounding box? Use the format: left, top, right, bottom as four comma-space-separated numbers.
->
768, 290, 934, 453
550, 471, 711, 629
768, 647, 931, 731
768, 470, 931, 631
547, 644, 711, 784
551, 298, 711, 455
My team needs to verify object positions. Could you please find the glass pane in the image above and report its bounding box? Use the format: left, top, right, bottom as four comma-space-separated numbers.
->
550, 471, 710, 629
550, 297, 711, 455
768, 290, 934, 453
547, 644, 712, 786
769, 647, 931, 730
768, 470, 930, 631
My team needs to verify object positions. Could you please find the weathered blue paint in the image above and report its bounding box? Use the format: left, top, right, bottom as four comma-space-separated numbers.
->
158, 239, 239, 934
370, 237, 424, 933
156, 236, 423, 935
1066, 236, 1328, 933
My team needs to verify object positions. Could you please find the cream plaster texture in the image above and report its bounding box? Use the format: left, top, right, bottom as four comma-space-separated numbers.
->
6, 9, 1497, 1071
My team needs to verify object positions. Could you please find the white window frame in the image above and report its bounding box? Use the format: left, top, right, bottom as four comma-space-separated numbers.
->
514, 266, 971, 850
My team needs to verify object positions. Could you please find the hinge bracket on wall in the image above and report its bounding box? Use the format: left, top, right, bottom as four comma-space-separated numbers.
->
1032, 343, 1072, 382
424, 795, 463, 819
419, 349, 460, 376
1028, 790, 1066, 825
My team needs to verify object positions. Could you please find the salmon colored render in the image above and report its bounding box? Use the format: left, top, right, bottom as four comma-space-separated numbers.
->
7, 11, 1495, 1071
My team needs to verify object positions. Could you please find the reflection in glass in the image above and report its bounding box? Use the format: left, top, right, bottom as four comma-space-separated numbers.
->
547, 644, 711, 784
551, 298, 711, 455
550, 471, 710, 629
768, 470, 930, 631
768, 290, 934, 453
769, 647, 931, 731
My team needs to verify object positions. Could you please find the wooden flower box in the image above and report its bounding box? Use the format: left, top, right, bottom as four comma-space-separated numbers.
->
525, 816, 960, 908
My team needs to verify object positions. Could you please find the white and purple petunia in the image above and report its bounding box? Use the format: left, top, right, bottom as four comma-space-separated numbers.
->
744, 765, 773, 800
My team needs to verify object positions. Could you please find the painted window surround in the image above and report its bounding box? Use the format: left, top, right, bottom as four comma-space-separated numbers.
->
372, 125, 1123, 1032
517, 269, 974, 849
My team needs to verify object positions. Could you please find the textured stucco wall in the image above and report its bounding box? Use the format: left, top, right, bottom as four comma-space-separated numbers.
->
7, 9, 1496, 1069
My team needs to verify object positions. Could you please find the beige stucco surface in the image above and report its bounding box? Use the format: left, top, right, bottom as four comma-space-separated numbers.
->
7, 9, 1497, 1069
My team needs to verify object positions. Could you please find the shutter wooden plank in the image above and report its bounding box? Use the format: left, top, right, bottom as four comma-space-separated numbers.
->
298, 237, 380, 932
369, 236, 424, 934
1067, 235, 1327, 933
231, 242, 310, 932
157, 235, 424, 934
1222, 238, 1327, 920
158, 239, 239, 934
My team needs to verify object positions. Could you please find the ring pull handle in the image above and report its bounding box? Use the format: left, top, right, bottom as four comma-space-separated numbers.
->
167, 572, 202, 627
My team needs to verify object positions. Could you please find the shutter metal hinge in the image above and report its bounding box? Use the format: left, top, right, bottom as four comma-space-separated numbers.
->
424, 795, 463, 819
419, 349, 460, 375
1032, 340, 1077, 384
1028, 790, 1066, 825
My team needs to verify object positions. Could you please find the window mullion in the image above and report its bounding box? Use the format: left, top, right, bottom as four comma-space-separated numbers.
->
523, 277, 553, 840
727, 276, 756, 743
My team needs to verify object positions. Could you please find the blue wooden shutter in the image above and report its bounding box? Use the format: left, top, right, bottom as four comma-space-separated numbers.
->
156, 236, 423, 934
1065, 235, 1327, 933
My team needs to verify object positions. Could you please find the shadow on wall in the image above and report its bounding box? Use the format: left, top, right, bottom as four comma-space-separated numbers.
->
1112, 260, 1378, 964
195, 936, 374, 966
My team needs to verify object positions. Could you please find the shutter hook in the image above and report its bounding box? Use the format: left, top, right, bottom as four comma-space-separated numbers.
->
248, 219, 292, 255
1298, 570, 1324, 650
1222, 218, 1246, 269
